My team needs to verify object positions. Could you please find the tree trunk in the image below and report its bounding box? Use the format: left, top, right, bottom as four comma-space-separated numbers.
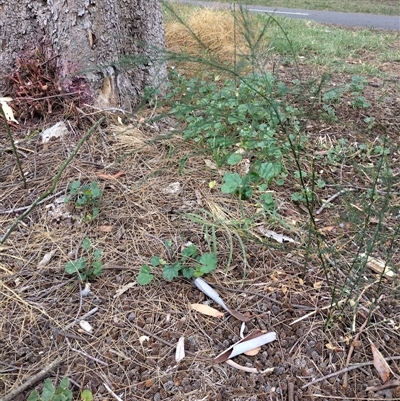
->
0, 0, 166, 110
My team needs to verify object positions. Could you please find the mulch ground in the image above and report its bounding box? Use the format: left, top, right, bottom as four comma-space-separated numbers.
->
1, 60, 400, 401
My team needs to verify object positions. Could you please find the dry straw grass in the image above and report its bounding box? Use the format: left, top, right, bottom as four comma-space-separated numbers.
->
165, 7, 250, 65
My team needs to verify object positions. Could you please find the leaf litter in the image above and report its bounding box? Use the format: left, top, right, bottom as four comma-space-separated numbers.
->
1, 63, 400, 400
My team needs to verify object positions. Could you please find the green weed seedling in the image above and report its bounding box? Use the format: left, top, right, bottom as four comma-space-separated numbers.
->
28, 378, 93, 401
65, 180, 102, 221
65, 237, 103, 281
321, 75, 370, 120
138, 243, 217, 285
27, 378, 72, 401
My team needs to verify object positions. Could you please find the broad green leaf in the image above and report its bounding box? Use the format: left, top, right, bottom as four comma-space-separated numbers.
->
90, 184, 102, 198
27, 390, 40, 401
65, 258, 86, 274
226, 153, 242, 165
221, 173, 242, 194
69, 181, 81, 192
93, 248, 102, 259
137, 265, 154, 285
240, 185, 253, 200
198, 253, 217, 273
42, 379, 55, 401
258, 162, 280, 181
92, 208, 99, 219
182, 267, 195, 279
163, 263, 181, 281
81, 390, 94, 401
260, 193, 275, 210
59, 377, 70, 390
92, 261, 102, 275
82, 238, 91, 250
150, 256, 161, 266
182, 244, 197, 258
76, 196, 88, 206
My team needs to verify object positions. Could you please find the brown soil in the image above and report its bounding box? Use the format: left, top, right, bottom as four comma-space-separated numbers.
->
1, 61, 400, 401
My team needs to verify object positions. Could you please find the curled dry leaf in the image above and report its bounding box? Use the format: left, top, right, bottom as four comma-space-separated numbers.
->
191, 303, 224, 318
225, 359, 258, 373
0, 97, 19, 124
257, 226, 299, 244
139, 336, 149, 345
193, 278, 249, 322
370, 341, 391, 383
244, 347, 261, 356
97, 170, 125, 180
361, 253, 396, 278
145, 379, 155, 388
80, 282, 91, 297
214, 331, 276, 363
204, 159, 218, 170
161, 182, 181, 194
79, 320, 93, 334
175, 336, 185, 363
97, 225, 114, 233
41, 122, 68, 143
325, 343, 345, 352
38, 250, 57, 268
113, 282, 136, 298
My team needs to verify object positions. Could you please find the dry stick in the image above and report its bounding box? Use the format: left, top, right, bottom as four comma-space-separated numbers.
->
290, 299, 346, 326
366, 379, 400, 392
63, 306, 99, 331
0, 117, 105, 244
301, 356, 400, 390
342, 316, 369, 389
65, 338, 108, 366
0, 190, 66, 214
287, 381, 295, 401
103, 382, 123, 401
315, 188, 356, 215
0, 357, 63, 401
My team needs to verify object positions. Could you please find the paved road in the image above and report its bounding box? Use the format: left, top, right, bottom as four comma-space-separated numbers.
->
167, 0, 400, 30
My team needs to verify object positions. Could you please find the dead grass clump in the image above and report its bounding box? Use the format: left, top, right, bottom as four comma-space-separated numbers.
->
109, 123, 148, 149
165, 8, 248, 63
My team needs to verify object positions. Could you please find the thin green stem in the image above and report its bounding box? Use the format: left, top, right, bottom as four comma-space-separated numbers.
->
0, 108, 27, 189
0, 117, 105, 244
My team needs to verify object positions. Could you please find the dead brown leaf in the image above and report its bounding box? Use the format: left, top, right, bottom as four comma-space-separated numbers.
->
97, 170, 125, 180
191, 303, 224, 318
371, 341, 391, 383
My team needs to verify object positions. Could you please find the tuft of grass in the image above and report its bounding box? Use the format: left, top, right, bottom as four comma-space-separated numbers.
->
165, 8, 242, 59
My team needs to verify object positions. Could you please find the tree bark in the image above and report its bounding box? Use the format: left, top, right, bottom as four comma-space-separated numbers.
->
0, 0, 166, 110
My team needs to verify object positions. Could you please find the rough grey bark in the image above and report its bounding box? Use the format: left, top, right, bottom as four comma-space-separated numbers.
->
0, 0, 167, 109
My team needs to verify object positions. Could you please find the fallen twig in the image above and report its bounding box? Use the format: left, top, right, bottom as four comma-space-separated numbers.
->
103, 382, 123, 401
65, 338, 107, 366
290, 300, 345, 325
0, 190, 66, 215
0, 357, 63, 401
342, 316, 369, 389
301, 356, 400, 389
288, 381, 295, 401
316, 188, 355, 215
366, 379, 400, 392
63, 307, 99, 331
